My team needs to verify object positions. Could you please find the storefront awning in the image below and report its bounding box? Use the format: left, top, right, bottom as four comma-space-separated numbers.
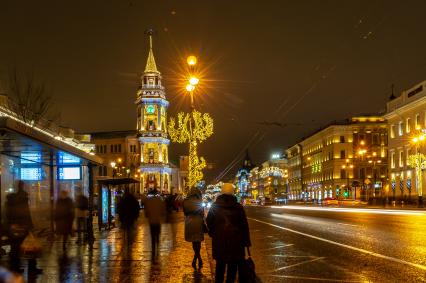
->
0, 117, 103, 166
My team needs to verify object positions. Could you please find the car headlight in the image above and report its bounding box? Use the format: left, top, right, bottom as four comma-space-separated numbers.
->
207, 202, 212, 208
202, 203, 206, 208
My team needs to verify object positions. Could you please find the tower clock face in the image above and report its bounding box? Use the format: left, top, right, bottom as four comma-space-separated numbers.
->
146, 105, 155, 114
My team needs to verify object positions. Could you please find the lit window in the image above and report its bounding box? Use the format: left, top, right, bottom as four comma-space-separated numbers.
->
406, 118, 411, 133
398, 121, 403, 136
399, 151, 404, 167
390, 125, 395, 139
391, 152, 395, 169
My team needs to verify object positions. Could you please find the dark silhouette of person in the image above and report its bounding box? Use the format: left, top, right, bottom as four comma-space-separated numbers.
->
55, 190, 75, 251
206, 183, 251, 283
75, 188, 89, 244
183, 188, 205, 269
6, 180, 42, 274
117, 189, 140, 245
144, 188, 166, 259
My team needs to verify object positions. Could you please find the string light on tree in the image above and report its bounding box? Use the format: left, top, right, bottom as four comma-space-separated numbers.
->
169, 55, 214, 193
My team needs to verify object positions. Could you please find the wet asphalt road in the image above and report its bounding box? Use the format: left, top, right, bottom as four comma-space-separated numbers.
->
245, 205, 426, 282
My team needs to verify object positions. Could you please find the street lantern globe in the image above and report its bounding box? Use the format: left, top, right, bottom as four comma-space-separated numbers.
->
187, 55, 197, 66
110, 161, 116, 168
189, 77, 199, 86
186, 84, 195, 92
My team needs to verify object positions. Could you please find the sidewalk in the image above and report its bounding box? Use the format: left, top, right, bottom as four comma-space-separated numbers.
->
0, 211, 213, 283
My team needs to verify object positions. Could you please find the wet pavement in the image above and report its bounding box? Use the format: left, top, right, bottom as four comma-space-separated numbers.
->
0, 212, 212, 283
245, 205, 426, 282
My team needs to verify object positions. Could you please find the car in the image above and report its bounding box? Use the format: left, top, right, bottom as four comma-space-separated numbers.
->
323, 198, 339, 206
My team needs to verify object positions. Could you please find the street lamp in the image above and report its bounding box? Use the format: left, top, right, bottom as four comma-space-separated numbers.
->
169, 55, 214, 193
110, 161, 116, 178
341, 159, 353, 199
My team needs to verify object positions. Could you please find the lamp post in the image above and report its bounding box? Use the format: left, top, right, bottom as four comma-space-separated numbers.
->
408, 128, 426, 207
110, 161, 116, 178
367, 151, 383, 199
169, 55, 214, 194
341, 159, 353, 199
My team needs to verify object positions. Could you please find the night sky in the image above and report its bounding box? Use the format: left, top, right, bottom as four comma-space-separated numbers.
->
1, 1, 426, 182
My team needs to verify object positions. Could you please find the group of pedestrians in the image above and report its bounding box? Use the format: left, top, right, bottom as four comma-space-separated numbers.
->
3, 181, 90, 275
183, 182, 251, 283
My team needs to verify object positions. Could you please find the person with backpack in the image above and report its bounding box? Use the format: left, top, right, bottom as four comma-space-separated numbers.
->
75, 188, 89, 244
206, 183, 251, 283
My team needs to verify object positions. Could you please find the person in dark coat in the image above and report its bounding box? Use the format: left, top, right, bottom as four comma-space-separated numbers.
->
206, 183, 251, 283
6, 180, 41, 274
183, 188, 205, 269
55, 190, 75, 251
144, 188, 166, 259
75, 188, 89, 244
117, 190, 140, 245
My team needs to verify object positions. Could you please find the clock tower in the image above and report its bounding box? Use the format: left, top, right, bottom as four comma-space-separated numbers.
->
136, 31, 170, 193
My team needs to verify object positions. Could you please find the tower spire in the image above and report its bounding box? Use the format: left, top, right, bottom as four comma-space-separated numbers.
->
144, 29, 159, 73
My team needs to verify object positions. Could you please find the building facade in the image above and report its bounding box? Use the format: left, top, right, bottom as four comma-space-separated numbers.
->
384, 80, 426, 203
286, 144, 302, 200
136, 34, 171, 193
300, 116, 387, 202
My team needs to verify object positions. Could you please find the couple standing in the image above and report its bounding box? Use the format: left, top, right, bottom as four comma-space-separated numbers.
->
183, 183, 251, 283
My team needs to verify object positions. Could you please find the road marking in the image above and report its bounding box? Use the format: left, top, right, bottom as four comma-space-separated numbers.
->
269, 205, 426, 215
262, 244, 293, 251
248, 217, 426, 271
267, 275, 362, 282
273, 257, 325, 271
337, 222, 359, 227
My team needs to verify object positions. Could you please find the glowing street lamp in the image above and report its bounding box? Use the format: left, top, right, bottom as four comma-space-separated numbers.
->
189, 77, 199, 86
169, 55, 214, 193
187, 55, 197, 66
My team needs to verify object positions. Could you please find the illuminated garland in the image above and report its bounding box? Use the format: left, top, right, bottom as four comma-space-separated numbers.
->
259, 166, 284, 178
169, 109, 214, 193
408, 153, 426, 196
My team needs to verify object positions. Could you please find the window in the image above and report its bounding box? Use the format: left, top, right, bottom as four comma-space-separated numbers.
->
110, 144, 113, 153
416, 114, 420, 129
390, 125, 395, 138
340, 136, 345, 143
406, 118, 411, 133
373, 133, 379, 145
340, 169, 346, 179
103, 145, 107, 153
118, 144, 122, 153
391, 152, 395, 168
399, 151, 404, 167
98, 166, 103, 176
398, 121, 403, 136
340, 150, 345, 159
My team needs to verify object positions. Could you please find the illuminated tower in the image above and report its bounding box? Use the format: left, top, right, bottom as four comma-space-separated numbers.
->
136, 31, 170, 193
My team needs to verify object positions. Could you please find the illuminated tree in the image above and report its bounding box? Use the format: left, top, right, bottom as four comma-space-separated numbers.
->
408, 153, 426, 200
169, 110, 213, 192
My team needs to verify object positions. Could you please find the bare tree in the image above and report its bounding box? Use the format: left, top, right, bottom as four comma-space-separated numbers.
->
6, 69, 59, 126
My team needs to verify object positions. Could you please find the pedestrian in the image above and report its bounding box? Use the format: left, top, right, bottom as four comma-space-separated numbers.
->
206, 183, 251, 283
144, 188, 166, 258
117, 189, 140, 245
55, 190, 75, 251
6, 180, 42, 274
75, 188, 89, 244
183, 188, 205, 269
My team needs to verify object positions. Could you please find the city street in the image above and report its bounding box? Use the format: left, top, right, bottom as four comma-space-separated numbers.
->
245, 205, 426, 282
0, 212, 212, 283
